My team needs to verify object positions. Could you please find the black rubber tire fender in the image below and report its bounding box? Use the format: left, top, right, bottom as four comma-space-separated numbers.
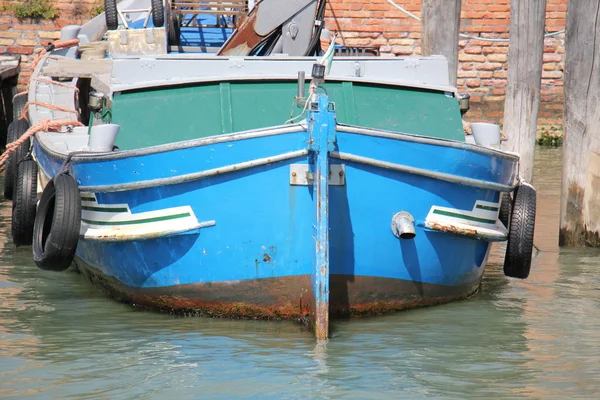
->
104, 0, 119, 31
33, 174, 82, 272
168, 11, 181, 45
503, 183, 536, 279
12, 158, 38, 246
13, 94, 27, 121
152, 0, 165, 27
3, 122, 18, 200
499, 192, 512, 229
3, 119, 31, 200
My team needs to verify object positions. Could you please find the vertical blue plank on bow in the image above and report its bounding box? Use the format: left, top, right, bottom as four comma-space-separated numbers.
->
308, 93, 336, 340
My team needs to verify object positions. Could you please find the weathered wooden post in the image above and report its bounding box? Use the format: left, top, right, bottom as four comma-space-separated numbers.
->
502, 0, 547, 182
559, 0, 600, 247
421, 0, 461, 86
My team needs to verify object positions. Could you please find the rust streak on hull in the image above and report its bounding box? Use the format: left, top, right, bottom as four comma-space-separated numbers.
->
429, 222, 478, 237
74, 259, 482, 323
329, 274, 482, 317
75, 259, 314, 321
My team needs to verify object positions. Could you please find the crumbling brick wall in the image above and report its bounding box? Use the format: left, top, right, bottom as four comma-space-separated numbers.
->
0, 0, 100, 88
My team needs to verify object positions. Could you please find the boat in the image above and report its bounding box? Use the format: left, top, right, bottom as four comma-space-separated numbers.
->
2, 0, 536, 339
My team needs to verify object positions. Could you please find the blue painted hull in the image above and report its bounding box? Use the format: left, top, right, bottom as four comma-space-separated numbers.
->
33, 122, 517, 319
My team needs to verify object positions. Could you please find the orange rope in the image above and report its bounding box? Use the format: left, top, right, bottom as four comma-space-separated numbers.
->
13, 91, 28, 100
40, 55, 63, 60
30, 78, 80, 116
0, 119, 84, 168
20, 101, 79, 122
16, 39, 82, 121
53, 39, 80, 49
10, 40, 79, 110
0, 39, 85, 170
30, 39, 80, 73
31, 77, 80, 93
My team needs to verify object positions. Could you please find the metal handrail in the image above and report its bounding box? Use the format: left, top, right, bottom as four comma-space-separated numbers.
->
117, 4, 155, 29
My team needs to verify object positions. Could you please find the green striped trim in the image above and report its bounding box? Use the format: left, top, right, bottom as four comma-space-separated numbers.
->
476, 204, 499, 211
82, 206, 129, 213
82, 212, 191, 226
432, 209, 495, 224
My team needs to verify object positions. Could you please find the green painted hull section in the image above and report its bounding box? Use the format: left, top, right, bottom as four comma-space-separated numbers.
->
111, 81, 464, 150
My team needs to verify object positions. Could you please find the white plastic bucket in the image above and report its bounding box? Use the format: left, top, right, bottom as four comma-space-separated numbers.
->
88, 124, 120, 152
470, 122, 501, 149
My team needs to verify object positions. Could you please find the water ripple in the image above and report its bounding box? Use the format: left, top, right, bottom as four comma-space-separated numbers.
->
2, 149, 600, 399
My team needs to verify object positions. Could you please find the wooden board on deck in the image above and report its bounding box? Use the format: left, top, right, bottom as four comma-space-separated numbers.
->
107, 28, 167, 56
42, 58, 113, 79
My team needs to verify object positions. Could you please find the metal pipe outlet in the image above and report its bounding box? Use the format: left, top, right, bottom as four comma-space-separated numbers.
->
391, 211, 416, 239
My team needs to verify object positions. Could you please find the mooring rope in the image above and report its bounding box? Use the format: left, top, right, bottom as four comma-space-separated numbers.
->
9, 39, 82, 125
30, 38, 80, 72
0, 119, 84, 170
0, 38, 83, 172
12, 38, 81, 116
12, 91, 28, 100
20, 101, 79, 122
31, 77, 80, 93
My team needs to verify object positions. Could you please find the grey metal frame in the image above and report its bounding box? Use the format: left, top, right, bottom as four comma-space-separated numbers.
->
109, 56, 457, 94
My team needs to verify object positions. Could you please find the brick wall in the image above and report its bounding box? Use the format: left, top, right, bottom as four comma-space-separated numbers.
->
325, 0, 567, 128
0, 0, 101, 88
0, 0, 566, 128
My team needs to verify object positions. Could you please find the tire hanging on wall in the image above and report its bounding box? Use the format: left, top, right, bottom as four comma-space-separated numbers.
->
503, 183, 536, 279
12, 157, 38, 246
13, 94, 27, 121
152, 0, 165, 27
3, 119, 31, 201
33, 174, 81, 272
104, 0, 119, 31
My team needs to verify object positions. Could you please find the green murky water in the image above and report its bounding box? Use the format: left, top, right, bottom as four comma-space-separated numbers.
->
2, 147, 600, 399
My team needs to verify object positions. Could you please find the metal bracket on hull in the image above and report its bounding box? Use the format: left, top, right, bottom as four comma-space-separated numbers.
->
289, 164, 345, 186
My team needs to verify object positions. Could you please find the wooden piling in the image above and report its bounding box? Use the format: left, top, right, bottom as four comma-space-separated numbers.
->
559, 0, 600, 247
421, 0, 461, 86
502, 0, 547, 182
0, 58, 20, 148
